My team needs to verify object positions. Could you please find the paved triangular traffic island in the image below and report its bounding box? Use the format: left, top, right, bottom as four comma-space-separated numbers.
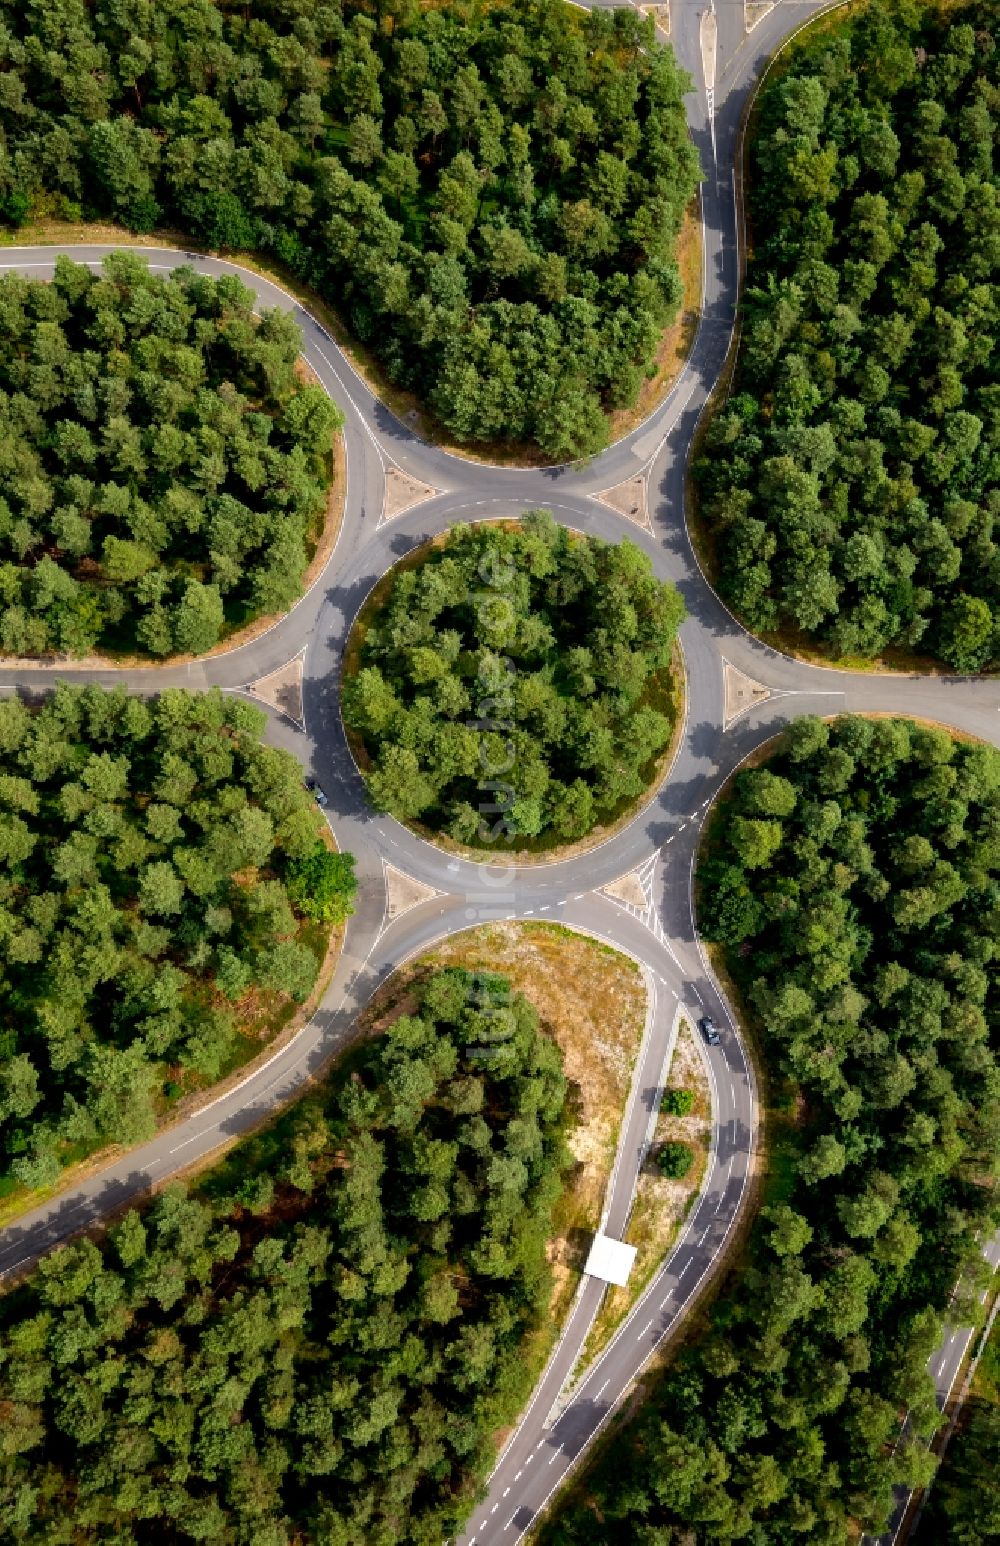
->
600, 869, 650, 910
382, 860, 444, 924
722, 658, 773, 730
248, 652, 305, 729
595, 474, 650, 531
745, 1, 776, 32
381, 465, 439, 524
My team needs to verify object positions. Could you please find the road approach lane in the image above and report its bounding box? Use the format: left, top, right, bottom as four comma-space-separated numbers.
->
864, 1232, 1000, 1546
458, 891, 756, 1546
0, 2, 996, 1542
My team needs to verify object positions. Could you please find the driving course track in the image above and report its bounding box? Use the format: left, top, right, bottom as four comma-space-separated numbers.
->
0, 3, 996, 1544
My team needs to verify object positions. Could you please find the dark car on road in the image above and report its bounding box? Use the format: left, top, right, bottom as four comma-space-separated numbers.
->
304, 776, 328, 807
699, 1015, 721, 1046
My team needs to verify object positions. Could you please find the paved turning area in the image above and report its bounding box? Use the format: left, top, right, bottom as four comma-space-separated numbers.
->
0, 4, 995, 1544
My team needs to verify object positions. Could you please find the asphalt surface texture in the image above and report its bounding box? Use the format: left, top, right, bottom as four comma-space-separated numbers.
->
0, 2, 996, 1544
863, 1230, 1000, 1546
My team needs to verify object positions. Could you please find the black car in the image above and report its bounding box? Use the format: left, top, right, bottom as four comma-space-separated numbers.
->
698, 1015, 721, 1046
304, 776, 328, 808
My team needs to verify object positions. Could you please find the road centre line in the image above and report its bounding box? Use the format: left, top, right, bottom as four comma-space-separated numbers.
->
169, 1129, 211, 1156
10, 11, 988, 1537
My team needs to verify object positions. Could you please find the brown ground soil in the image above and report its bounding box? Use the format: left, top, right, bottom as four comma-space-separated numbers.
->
606, 201, 702, 445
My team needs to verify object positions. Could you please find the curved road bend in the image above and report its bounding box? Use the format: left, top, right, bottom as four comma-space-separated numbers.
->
0, 2, 996, 1542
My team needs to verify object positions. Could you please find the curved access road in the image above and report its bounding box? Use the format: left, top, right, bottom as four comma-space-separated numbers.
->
0, 4, 995, 1545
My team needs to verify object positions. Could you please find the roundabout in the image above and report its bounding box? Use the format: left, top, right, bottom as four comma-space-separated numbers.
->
0, 4, 995, 1545
340, 514, 686, 860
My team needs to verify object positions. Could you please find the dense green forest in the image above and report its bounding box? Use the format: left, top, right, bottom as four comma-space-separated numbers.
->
545, 716, 1000, 1544
0, 0, 700, 461
0, 684, 356, 1192
696, 3, 999, 670
0, 255, 339, 658
916, 1314, 1000, 1545
0, 965, 569, 1543
343, 512, 685, 847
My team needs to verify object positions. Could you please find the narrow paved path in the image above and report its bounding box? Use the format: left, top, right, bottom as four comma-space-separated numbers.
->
0, 3, 995, 1543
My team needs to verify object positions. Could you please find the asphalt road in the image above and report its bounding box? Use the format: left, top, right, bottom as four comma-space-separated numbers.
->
864, 1232, 1000, 1546
0, 1, 996, 1542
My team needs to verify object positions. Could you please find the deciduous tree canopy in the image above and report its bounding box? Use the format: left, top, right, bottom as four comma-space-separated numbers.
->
0, 966, 568, 1544
0, 0, 700, 460
544, 715, 1000, 1544
343, 512, 685, 847
0, 685, 355, 1191
696, 3, 999, 669
0, 255, 340, 658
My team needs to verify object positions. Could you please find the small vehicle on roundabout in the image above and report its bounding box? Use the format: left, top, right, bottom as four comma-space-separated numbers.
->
304, 776, 329, 808
699, 1015, 722, 1046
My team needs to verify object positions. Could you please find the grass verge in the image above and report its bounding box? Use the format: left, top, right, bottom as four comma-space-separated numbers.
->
578, 1014, 712, 1368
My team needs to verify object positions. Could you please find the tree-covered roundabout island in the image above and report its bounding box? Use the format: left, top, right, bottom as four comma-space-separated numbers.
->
0, 256, 341, 662
341, 511, 686, 857
0, 3, 996, 1545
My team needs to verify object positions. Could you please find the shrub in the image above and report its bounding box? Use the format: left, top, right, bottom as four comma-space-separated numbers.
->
657, 1141, 694, 1178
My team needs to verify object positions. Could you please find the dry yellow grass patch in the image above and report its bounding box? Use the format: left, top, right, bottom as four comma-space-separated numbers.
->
581, 1016, 712, 1366
360, 921, 648, 1333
